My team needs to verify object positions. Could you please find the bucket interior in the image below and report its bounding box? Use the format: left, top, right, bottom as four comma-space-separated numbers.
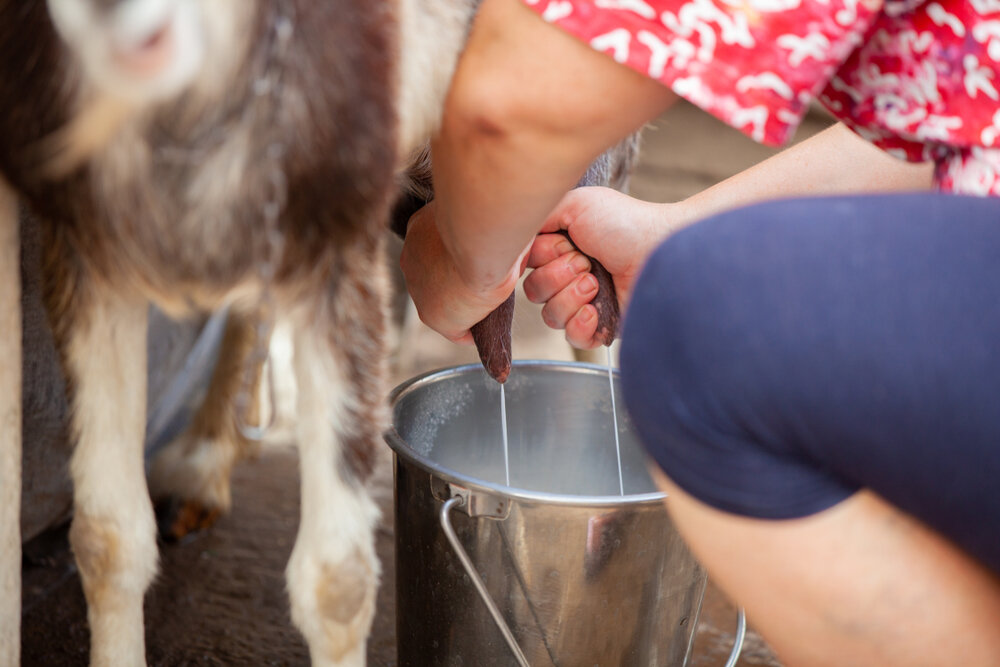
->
389, 362, 659, 498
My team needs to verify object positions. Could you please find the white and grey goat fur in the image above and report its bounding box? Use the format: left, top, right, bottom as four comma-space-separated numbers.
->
0, 0, 476, 663
0, 0, 640, 664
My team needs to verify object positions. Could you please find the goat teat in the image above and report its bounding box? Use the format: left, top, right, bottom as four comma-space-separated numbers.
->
472, 233, 619, 385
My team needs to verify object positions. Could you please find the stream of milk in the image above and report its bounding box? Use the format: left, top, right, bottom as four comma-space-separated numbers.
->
500, 383, 510, 486
498, 346, 623, 493
608, 346, 624, 496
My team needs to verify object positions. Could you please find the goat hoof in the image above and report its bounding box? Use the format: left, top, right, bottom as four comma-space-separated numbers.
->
155, 496, 222, 543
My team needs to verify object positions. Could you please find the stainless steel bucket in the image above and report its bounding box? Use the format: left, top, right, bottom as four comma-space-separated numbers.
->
386, 361, 744, 666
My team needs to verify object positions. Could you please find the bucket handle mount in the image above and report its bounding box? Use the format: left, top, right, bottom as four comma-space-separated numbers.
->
439, 493, 747, 667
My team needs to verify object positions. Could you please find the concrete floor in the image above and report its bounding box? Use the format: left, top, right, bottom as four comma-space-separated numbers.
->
20, 101, 833, 665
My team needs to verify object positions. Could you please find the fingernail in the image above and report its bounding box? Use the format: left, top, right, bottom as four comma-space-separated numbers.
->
570, 253, 591, 273
576, 274, 599, 296
555, 238, 575, 255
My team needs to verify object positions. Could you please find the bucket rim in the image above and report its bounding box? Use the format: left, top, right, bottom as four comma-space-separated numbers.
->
384, 360, 668, 507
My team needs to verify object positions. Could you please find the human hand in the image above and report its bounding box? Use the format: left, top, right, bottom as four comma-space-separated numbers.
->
400, 201, 526, 344
524, 187, 678, 348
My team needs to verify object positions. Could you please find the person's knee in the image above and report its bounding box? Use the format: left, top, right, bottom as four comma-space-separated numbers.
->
620, 206, 770, 438
620, 202, 856, 519
620, 209, 760, 467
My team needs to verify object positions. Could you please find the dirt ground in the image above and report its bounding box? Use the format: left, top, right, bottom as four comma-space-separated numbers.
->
20, 101, 833, 666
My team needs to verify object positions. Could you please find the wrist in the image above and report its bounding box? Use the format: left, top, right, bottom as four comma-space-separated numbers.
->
445, 230, 528, 298
453, 255, 521, 309
452, 255, 516, 295
661, 199, 701, 234
633, 201, 683, 262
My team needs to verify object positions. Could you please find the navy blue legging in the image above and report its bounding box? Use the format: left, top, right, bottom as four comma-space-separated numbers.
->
620, 193, 1000, 573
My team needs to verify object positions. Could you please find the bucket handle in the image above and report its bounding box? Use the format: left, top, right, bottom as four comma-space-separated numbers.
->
440, 494, 747, 667
726, 607, 747, 667
441, 495, 531, 667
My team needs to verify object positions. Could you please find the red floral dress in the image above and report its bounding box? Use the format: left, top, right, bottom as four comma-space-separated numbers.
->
524, 0, 1000, 195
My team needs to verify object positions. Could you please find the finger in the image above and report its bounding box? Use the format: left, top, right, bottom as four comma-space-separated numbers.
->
528, 233, 575, 269
539, 273, 599, 329
448, 331, 475, 345
565, 304, 602, 350
523, 251, 592, 303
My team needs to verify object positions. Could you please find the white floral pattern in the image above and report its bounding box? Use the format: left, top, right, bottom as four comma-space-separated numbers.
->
526, 0, 1000, 195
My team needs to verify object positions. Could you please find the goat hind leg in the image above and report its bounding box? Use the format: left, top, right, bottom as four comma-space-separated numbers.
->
149, 311, 263, 540
56, 287, 156, 667
285, 298, 386, 667
0, 180, 21, 667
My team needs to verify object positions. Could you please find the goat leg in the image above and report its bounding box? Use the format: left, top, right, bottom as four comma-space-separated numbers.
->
285, 255, 386, 667
149, 311, 263, 542
43, 249, 156, 666
0, 179, 21, 667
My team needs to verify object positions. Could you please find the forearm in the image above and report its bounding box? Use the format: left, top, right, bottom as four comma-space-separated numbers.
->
431, 0, 676, 292
673, 122, 935, 227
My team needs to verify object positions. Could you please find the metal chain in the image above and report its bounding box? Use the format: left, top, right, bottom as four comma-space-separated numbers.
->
234, 4, 294, 441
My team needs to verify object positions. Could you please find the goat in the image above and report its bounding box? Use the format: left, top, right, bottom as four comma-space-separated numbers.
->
0, 0, 641, 663
0, 0, 477, 664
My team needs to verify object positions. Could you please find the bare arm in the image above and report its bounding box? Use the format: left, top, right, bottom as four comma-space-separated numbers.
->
525, 122, 935, 348
673, 122, 933, 227
399, 0, 676, 341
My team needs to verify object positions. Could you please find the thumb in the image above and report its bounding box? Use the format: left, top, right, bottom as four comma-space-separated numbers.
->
539, 188, 587, 235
